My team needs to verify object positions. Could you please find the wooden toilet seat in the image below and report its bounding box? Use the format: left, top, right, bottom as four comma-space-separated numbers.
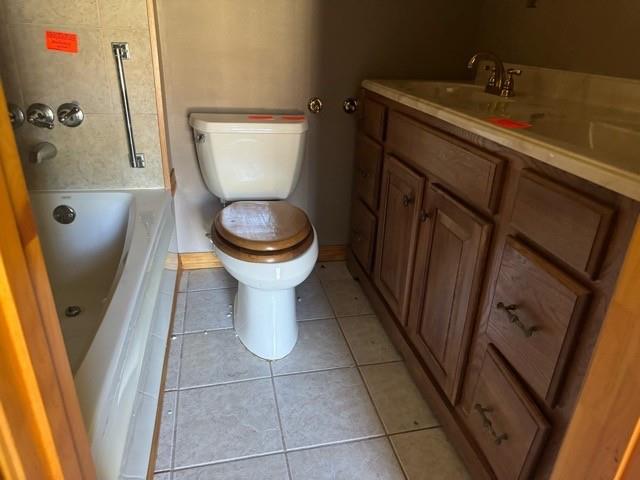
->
212, 201, 313, 263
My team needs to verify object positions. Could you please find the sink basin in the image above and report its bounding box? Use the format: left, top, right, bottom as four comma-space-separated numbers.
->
395, 81, 553, 119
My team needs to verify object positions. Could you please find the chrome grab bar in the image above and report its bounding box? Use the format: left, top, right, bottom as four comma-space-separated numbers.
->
112, 42, 145, 168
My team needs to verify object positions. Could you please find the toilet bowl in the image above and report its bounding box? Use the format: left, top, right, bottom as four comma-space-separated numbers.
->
189, 112, 314, 360
211, 201, 318, 359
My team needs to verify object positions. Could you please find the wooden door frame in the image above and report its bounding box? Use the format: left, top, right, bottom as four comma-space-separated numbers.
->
0, 85, 95, 478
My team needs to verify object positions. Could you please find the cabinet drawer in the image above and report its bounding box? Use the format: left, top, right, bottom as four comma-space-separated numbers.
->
350, 199, 376, 273
362, 98, 386, 141
354, 134, 383, 210
467, 346, 550, 480
511, 170, 614, 276
488, 238, 590, 404
386, 111, 503, 211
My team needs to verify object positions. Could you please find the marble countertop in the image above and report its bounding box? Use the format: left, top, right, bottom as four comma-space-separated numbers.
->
363, 75, 640, 201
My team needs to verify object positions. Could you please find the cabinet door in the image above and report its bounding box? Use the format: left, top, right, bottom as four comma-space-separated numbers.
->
373, 155, 425, 323
408, 186, 492, 403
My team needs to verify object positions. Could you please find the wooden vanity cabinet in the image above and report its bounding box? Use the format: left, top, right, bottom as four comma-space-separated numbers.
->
408, 185, 492, 403
373, 155, 425, 323
347, 89, 640, 480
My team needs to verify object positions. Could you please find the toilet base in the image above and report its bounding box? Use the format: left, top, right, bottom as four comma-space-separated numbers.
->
234, 282, 298, 360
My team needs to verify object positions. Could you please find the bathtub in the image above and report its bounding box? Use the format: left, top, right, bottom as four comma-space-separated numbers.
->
31, 189, 176, 479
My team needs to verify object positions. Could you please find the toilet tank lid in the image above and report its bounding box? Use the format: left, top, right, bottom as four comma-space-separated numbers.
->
189, 113, 308, 134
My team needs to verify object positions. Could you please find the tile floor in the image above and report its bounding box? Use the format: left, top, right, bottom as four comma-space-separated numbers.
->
154, 262, 469, 479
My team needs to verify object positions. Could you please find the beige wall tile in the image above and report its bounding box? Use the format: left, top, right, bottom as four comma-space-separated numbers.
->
10, 23, 112, 113
98, 0, 149, 29
18, 112, 163, 189
102, 27, 157, 114
4, 0, 100, 26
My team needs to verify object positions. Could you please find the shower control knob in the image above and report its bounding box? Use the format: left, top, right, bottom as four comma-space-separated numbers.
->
307, 97, 323, 114
27, 103, 55, 129
343, 97, 359, 114
57, 102, 84, 127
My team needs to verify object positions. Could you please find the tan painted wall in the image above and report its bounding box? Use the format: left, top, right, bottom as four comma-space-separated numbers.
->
474, 0, 640, 79
156, 0, 480, 252
0, 0, 164, 189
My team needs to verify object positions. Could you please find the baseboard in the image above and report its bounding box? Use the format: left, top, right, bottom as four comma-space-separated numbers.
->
179, 245, 347, 270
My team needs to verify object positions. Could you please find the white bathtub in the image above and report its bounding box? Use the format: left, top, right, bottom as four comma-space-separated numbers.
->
31, 189, 176, 480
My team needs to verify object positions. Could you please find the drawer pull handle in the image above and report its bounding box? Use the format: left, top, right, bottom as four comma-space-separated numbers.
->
402, 193, 415, 207
496, 302, 539, 338
474, 403, 509, 446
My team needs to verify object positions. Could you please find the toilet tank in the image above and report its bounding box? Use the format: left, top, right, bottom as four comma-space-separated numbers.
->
189, 113, 308, 201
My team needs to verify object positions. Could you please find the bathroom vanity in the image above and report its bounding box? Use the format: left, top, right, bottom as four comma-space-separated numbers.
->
347, 72, 640, 479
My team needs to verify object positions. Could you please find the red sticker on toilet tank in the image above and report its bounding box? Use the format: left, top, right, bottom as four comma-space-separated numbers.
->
46, 31, 78, 53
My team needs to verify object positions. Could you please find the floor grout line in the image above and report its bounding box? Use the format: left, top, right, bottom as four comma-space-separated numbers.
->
269, 362, 293, 480
160, 262, 446, 478
318, 263, 410, 480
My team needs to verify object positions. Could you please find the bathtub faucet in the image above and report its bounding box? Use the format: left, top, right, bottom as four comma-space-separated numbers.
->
30, 142, 57, 164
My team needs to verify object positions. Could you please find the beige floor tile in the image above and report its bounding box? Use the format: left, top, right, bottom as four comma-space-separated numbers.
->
272, 319, 354, 375
361, 363, 438, 434
295, 278, 334, 321
184, 288, 235, 333
287, 437, 404, 480
174, 379, 283, 468
391, 428, 470, 480
339, 314, 401, 365
154, 391, 177, 472
314, 261, 353, 284
274, 367, 383, 449
323, 279, 374, 317
164, 335, 183, 391
179, 330, 270, 388
171, 293, 187, 335
187, 268, 237, 291
173, 454, 289, 480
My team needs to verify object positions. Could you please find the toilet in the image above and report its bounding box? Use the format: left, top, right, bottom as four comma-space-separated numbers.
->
189, 112, 317, 360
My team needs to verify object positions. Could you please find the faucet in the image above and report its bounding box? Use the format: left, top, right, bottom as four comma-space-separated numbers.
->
467, 52, 522, 97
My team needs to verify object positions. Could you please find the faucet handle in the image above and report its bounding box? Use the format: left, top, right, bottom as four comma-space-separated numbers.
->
501, 69, 522, 97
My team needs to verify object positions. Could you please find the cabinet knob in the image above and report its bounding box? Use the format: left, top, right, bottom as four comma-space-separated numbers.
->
496, 302, 539, 337
402, 193, 415, 207
419, 210, 430, 222
474, 403, 509, 445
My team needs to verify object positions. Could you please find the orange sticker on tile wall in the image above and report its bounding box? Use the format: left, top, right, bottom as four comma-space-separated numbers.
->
46, 31, 78, 53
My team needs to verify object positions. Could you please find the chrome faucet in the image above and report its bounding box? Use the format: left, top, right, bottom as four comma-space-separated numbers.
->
467, 52, 522, 97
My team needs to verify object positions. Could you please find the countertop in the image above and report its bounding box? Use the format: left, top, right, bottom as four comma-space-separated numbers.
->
363, 74, 640, 201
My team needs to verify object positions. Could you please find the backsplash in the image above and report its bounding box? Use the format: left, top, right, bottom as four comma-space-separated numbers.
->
0, 0, 164, 189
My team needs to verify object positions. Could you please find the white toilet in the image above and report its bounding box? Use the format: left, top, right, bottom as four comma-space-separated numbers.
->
189, 112, 318, 360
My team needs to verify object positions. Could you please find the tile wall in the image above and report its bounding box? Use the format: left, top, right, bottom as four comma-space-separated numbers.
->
0, 0, 165, 189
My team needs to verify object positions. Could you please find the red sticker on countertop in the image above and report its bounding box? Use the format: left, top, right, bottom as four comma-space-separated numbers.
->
46, 31, 78, 53
487, 117, 532, 129
281, 115, 305, 121
247, 115, 274, 120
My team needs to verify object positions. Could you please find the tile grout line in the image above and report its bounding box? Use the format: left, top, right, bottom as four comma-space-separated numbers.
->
317, 263, 410, 480
268, 362, 293, 480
